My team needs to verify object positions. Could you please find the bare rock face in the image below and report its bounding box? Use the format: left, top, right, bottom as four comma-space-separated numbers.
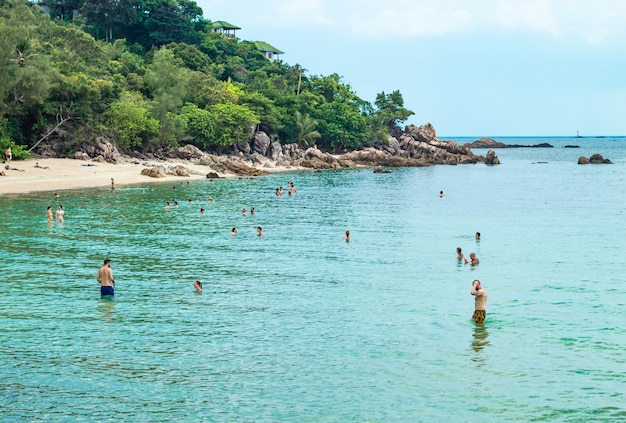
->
141, 165, 167, 178
252, 132, 271, 156
206, 172, 220, 179
268, 141, 282, 161
466, 138, 507, 149
210, 158, 269, 176
589, 153, 611, 164
578, 156, 590, 164
74, 152, 90, 160
168, 145, 205, 160
80, 137, 122, 163
405, 123, 436, 143
484, 150, 500, 165
167, 165, 190, 177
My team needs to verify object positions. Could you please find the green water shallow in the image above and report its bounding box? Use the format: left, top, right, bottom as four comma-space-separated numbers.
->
2, 137, 626, 421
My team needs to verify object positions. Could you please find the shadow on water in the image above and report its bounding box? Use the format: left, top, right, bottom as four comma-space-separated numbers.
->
470, 324, 490, 365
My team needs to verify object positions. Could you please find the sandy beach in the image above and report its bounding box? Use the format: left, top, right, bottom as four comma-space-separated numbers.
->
0, 157, 260, 196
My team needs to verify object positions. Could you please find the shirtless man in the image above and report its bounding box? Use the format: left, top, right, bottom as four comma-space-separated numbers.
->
47, 206, 53, 223
97, 259, 115, 296
470, 280, 487, 324
469, 253, 479, 266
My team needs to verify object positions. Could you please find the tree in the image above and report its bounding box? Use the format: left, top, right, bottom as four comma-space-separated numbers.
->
180, 103, 214, 148
208, 101, 259, 148
374, 90, 414, 136
106, 90, 159, 148
294, 111, 320, 146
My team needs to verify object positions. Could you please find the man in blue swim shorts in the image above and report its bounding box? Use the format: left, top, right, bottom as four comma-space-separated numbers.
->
97, 258, 115, 296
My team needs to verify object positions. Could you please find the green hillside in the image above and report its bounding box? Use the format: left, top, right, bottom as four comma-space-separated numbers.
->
0, 0, 414, 158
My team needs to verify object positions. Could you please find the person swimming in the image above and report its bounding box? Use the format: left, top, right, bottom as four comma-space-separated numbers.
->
193, 280, 203, 294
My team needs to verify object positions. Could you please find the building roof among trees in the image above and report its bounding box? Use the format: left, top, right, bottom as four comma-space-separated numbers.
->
254, 41, 284, 55
210, 21, 241, 30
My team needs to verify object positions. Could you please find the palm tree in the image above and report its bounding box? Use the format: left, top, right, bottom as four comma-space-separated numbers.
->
295, 111, 320, 146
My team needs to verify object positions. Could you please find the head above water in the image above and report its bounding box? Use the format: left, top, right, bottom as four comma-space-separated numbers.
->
104, 258, 111, 265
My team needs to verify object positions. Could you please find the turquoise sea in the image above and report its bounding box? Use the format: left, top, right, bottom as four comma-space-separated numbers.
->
1, 136, 626, 422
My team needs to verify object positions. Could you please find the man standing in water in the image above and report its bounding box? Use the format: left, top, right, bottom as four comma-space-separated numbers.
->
97, 259, 115, 296
470, 280, 487, 324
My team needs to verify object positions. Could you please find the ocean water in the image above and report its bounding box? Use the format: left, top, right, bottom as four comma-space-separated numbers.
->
1, 136, 626, 422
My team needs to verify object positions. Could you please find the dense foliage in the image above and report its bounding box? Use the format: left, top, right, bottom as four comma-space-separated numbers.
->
0, 0, 415, 155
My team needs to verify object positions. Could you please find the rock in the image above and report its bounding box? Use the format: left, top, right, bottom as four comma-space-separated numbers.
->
210, 158, 269, 176
406, 123, 436, 143
198, 155, 217, 166
588, 153, 611, 164
252, 132, 271, 156
206, 172, 220, 179
236, 140, 251, 154
74, 152, 90, 160
578, 156, 590, 164
141, 166, 167, 178
168, 145, 205, 160
485, 150, 500, 165
466, 138, 507, 149
167, 165, 190, 177
268, 141, 282, 160
564, 145, 580, 148
373, 166, 391, 173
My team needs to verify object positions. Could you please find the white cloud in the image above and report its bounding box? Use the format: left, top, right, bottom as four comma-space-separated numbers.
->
197, 0, 626, 44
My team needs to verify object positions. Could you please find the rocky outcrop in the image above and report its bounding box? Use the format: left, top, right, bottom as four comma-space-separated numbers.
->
251, 132, 271, 156
579, 154, 611, 164
141, 165, 167, 178
484, 150, 500, 165
466, 138, 553, 148
208, 157, 270, 176
79, 137, 123, 163
167, 145, 205, 160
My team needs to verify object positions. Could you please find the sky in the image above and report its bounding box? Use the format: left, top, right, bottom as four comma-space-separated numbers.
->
195, 0, 626, 136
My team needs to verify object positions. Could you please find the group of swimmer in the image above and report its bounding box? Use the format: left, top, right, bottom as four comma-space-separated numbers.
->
47, 205, 65, 223
457, 231, 487, 324
276, 181, 297, 196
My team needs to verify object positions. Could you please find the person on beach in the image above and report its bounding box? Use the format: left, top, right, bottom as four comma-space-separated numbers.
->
5, 147, 11, 164
257, 226, 264, 236
47, 206, 53, 223
0, 170, 6, 176
343, 230, 351, 242
470, 280, 487, 324
469, 253, 479, 266
111, 178, 115, 191
97, 259, 115, 297
55, 205, 65, 222
34, 162, 50, 169
230, 228, 237, 236
193, 280, 203, 294
290, 185, 297, 195
457, 247, 468, 264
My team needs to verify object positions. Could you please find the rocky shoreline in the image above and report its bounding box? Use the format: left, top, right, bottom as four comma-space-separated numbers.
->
66, 123, 501, 178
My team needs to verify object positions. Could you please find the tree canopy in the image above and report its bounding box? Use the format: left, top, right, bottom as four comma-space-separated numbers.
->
0, 0, 414, 155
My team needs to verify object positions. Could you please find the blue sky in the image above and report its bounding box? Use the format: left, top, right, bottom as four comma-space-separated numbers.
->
195, 0, 626, 136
